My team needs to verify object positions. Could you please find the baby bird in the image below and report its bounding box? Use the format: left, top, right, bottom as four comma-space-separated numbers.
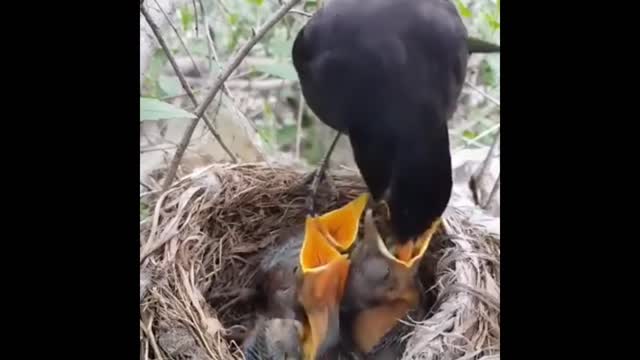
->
242, 194, 369, 360
341, 209, 438, 358
243, 316, 304, 360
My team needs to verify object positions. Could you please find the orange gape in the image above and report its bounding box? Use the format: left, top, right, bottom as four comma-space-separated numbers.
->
300, 217, 345, 270
297, 194, 369, 360
314, 193, 369, 252
388, 218, 442, 268
395, 241, 414, 262
298, 258, 350, 360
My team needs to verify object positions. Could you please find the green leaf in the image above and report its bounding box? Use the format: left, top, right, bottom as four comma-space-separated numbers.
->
455, 0, 472, 18
463, 130, 477, 139
277, 124, 298, 145
484, 12, 500, 31
158, 76, 182, 98
246, 0, 264, 7
228, 13, 239, 25
181, 7, 195, 32
140, 97, 196, 121
479, 59, 497, 87
254, 63, 298, 81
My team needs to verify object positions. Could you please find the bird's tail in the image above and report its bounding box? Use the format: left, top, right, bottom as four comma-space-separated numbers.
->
468, 36, 500, 54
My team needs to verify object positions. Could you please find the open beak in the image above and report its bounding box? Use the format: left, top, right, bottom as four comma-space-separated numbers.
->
298, 216, 351, 359
386, 218, 442, 268
348, 211, 427, 354
314, 193, 369, 252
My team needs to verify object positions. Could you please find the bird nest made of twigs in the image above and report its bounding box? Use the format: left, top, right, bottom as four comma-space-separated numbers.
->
140, 162, 500, 360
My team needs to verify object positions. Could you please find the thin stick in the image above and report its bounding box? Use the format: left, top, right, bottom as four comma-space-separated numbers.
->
295, 90, 305, 159
474, 129, 500, 187
153, 0, 201, 77
141, 5, 238, 191
191, 0, 199, 36
483, 172, 500, 209
187, 0, 303, 143
308, 131, 341, 214
201, 0, 213, 72
207, 24, 259, 133
140, 180, 153, 192
140, 319, 165, 360
465, 80, 500, 107
289, 9, 312, 17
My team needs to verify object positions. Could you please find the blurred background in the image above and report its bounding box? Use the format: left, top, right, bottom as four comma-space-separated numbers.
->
140, 0, 500, 207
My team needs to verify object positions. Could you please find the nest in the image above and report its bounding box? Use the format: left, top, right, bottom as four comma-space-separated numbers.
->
140, 163, 500, 360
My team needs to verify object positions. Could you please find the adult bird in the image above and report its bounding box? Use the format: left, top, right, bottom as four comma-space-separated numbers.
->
292, 0, 481, 262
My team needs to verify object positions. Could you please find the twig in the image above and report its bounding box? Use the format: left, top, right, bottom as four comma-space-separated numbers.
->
207, 24, 259, 133
141, 4, 238, 192
153, 0, 202, 77
474, 129, 500, 187
295, 90, 305, 159
307, 131, 341, 214
201, 0, 213, 72
140, 318, 165, 360
289, 9, 312, 17
457, 122, 500, 150
229, 69, 254, 80
160, 4, 257, 138
483, 172, 500, 209
188, 0, 304, 146
465, 80, 500, 107
140, 144, 197, 153
212, 0, 231, 16
191, 0, 199, 36
140, 180, 153, 192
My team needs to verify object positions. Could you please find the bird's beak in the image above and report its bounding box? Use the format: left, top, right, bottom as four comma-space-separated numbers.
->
314, 193, 369, 252
387, 218, 442, 269
298, 216, 351, 359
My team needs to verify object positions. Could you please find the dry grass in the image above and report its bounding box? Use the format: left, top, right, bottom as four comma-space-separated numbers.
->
139, 162, 500, 360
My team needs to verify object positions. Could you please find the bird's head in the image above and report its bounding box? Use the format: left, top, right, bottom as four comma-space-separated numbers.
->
341, 209, 430, 353
369, 199, 442, 270
297, 193, 368, 359
342, 209, 425, 312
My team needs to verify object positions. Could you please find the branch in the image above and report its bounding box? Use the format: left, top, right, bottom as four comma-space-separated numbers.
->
483, 172, 500, 209
289, 9, 312, 17
188, 0, 303, 143
207, 24, 259, 133
191, 0, 199, 36
474, 128, 500, 185
141, 4, 238, 192
295, 90, 305, 159
307, 131, 341, 214
465, 80, 500, 107
140, 0, 185, 87
153, 0, 202, 77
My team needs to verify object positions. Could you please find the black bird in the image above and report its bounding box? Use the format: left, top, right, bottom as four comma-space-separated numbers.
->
292, 0, 487, 261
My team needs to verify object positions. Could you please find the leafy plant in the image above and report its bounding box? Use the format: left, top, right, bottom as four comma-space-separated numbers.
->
140, 97, 196, 121
254, 63, 298, 81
